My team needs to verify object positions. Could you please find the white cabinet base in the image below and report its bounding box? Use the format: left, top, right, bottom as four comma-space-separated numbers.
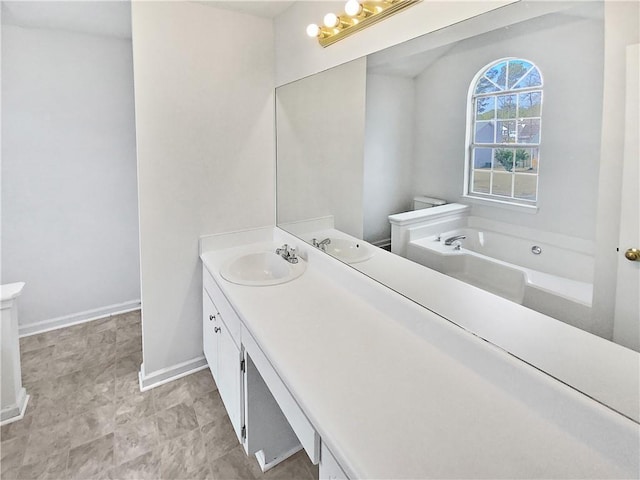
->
255, 445, 303, 473
1, 282, 30, 425
245, 354, 302, 471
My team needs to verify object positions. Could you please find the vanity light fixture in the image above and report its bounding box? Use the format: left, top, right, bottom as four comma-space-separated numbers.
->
306, 0, 421, 47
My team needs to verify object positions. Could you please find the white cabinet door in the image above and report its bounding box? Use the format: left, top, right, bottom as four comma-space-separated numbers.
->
202, 290, 219, 379
217, 318, 244, 442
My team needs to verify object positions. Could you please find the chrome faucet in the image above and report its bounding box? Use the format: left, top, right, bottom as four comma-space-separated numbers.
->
312, 238, 331, 252
444, 235, 466, 246
275, 244, 298, 264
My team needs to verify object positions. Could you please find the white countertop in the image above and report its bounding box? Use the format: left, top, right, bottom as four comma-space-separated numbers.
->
200, 232, 639, 479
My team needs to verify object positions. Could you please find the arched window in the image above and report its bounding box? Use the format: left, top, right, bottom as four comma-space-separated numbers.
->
465, 58, 543, 205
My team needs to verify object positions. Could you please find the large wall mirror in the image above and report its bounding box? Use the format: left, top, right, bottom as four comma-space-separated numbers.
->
277, 1, 639, 419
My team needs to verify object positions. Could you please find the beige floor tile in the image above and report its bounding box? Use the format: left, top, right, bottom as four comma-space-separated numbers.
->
115, 335, 142, 356
22, 419, 71, 465
11, 314, 318, 480
30, 396, 70, 429
159, 429, 212, 480
67, 378, 115, 415
0, 411, 33, 442
111, 450, 161, 480
209, 444, 258, 480
21, 346, 56, 382
52, 335, 88, 359
192, 390, 227, 427
156, 403, 199, 443
87, 329, 117, 348
18, 451, 69, 480
69, 404, 116, 449
200, 415, 239, 462
1, 435, 27, 475
84, 317, 117, 335
115, 351, 142, 378
114, 414, 159, 466
80, 343, 117, 371
67, 433, 114, 480
151, 377, 193, 411
19, 334, 55, 354
115, 319, 142, 344
186, 369, 217, 398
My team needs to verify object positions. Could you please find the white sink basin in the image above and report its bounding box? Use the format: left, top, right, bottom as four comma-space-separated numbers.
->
220, 251, 306, 286
321, 238, 373, 264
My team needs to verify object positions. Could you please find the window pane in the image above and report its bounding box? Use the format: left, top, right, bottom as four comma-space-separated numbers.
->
472, 171, 491, 194
475, 77, 500, 94
475, 121, 494, 143
476, 97, 495, 120
517, 118, 540, 143
484, 62, 507, 89
514, 174, 537, 200
508, 60, 533, 89
513, 148, 538, 173
491, 172, 513, 197
514, 68, 542, 88
497, 120, 516, 143
496, 95, 516, 119
473, 148, 493, 169
518, 92, 542, 117
493, 149, 514, 172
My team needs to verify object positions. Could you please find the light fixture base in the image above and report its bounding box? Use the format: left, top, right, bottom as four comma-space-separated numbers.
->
318, 0, 422, 47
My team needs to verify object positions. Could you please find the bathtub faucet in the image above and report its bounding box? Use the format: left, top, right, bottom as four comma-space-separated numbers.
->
444, 235, 466, 246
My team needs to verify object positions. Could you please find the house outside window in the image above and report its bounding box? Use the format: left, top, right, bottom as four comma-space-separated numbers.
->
465, 58, 543, 206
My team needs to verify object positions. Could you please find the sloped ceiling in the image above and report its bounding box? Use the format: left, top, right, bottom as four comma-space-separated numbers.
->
1, 1, 133, 39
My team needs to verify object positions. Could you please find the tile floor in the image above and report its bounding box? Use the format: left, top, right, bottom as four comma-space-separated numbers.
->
0, 311, 318, 480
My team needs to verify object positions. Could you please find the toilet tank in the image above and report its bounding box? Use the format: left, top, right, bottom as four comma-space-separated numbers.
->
413, 196, 446, 210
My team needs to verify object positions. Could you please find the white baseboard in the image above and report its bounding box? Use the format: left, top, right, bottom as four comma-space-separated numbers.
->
255, 445, 303, 473
0, 389, 29, 425
138, 356, 208, 392
18, 300, 141, 337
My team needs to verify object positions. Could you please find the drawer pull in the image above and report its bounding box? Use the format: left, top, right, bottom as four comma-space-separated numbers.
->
214, 326, 221, 333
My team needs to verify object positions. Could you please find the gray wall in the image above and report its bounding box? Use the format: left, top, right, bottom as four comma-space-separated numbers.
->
277, 58, 367, 239
131, 2, 275, 383
1, 17, 140, 330
363, 73, 415, 244
412, 9, 604, 240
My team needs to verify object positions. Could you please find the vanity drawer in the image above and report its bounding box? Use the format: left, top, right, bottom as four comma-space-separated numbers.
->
242, 326, 320, 465
203, 267, 241, 347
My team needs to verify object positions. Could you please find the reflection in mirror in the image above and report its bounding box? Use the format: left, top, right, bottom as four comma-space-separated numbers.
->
276, 1, 639, 420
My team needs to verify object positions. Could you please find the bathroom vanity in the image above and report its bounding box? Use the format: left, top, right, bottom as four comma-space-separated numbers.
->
200, 227, 639, 479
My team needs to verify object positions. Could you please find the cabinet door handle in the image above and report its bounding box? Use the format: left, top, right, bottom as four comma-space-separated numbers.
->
214, 326, 221, 333
209, 314, 215, 321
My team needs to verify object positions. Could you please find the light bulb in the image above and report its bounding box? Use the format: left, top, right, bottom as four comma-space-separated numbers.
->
323, 12, 339, 28
306, 23, 320, 37
345, 0, 362, 16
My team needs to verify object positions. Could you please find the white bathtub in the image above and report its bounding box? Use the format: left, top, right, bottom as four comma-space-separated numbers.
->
407, 227, 594, 328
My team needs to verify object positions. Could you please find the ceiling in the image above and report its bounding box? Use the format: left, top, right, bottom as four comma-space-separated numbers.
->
1, 1, 133, 39
1, 1, 297, 40
196, 1, 295, 19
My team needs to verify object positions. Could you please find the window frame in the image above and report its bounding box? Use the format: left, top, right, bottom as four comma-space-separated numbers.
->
463, 57, 544, 208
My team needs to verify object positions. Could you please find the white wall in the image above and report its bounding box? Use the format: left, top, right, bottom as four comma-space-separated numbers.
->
412, 7, 604, 241
1, 21, 140, 332
276, 58, 367, 238
274, 1, 514, 86
363, 73, 415, 243
131, 2, 275, 384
